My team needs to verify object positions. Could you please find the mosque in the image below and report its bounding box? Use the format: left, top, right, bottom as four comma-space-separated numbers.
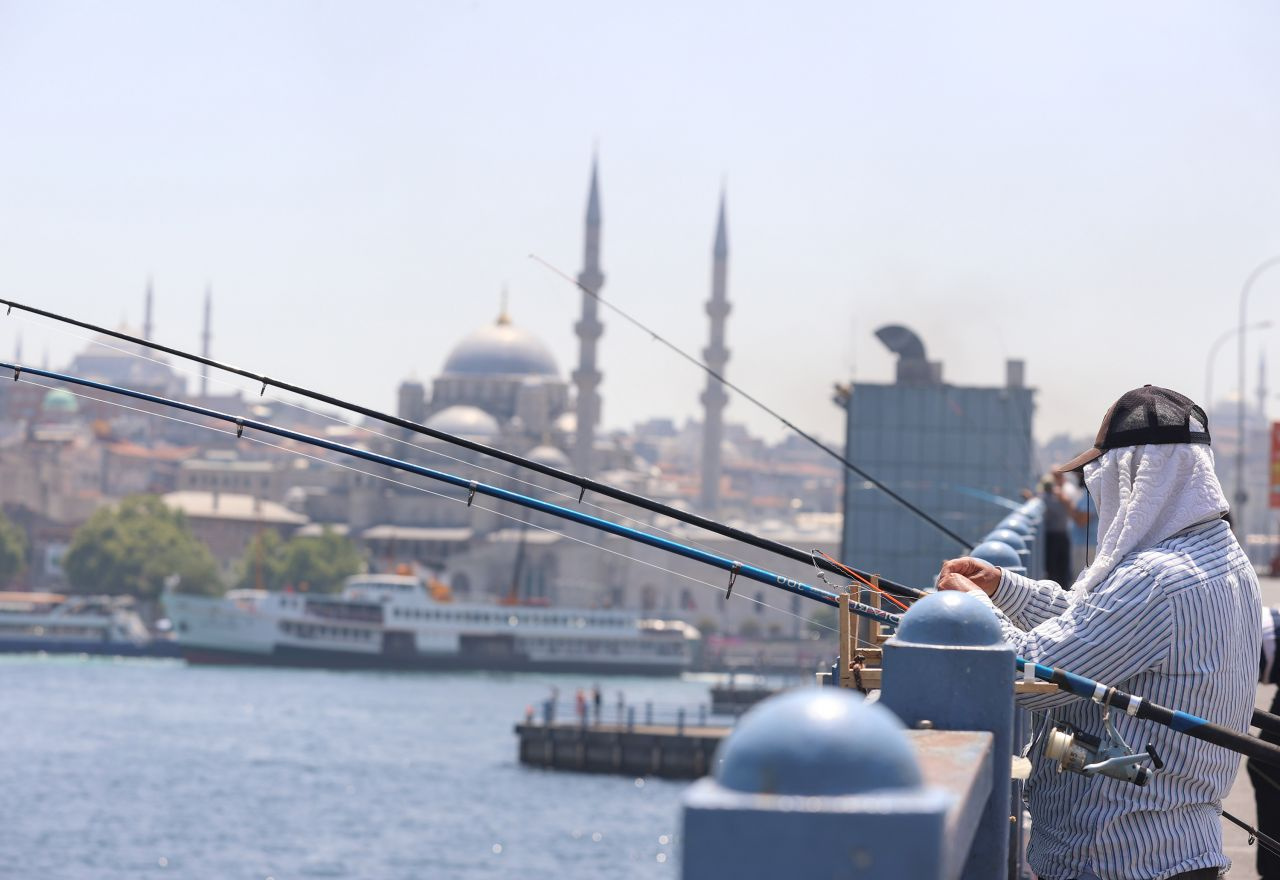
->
288, 160, 753, 616
5, 162, 841, 643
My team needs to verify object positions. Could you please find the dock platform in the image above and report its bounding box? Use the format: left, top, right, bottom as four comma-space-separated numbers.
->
515, 721, 730, 779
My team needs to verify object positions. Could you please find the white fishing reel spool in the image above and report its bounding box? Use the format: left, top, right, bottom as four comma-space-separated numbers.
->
1042, 699, 1163, 787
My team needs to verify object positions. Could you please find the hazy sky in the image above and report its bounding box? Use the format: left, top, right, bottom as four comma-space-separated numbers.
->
3, 1, 1280, 448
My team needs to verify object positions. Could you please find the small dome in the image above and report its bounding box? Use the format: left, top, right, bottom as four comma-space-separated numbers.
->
715, 690, 920, 796
895, 591, 1005, 647
425, 405, 500, 437
999, 515, 1031, 536
553, 411, 576, 433
526, 445, 571, 470
970, 540, 1025, 575
41, 388, 79, 414
442, 315, 559, 378
985, 528, 1028, 555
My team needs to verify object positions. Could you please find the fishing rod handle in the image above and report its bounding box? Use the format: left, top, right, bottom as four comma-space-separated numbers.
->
1253, 708, 1280, 736
1138, 703, 1280, 769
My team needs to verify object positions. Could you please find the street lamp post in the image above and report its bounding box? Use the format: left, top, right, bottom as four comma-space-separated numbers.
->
1235, 256, 1280, 542
1206, 321, 1272, 413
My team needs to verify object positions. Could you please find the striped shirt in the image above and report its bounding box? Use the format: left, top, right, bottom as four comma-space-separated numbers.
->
976, 518, 1260, 880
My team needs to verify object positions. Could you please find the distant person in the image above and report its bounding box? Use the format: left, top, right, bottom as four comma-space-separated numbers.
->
1059, 470, 1097, 577
575, 688, 586, 723
1039, 472, 1074, 587
1251, 605, 1280, 879
591, 684, 602, 724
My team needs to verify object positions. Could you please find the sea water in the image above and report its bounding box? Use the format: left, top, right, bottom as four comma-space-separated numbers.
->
0, 656, 717, 879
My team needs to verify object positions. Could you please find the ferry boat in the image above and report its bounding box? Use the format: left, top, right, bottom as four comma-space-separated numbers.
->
0, 591, 181, 657
164, 573, 700, 675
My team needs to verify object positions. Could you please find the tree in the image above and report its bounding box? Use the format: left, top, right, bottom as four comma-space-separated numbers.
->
233, 528, 362, 593
63, 495, 223, 598
0, 511, 25, 587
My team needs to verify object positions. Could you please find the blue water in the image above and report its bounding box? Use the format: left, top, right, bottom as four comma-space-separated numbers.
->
0, 656, 717, 879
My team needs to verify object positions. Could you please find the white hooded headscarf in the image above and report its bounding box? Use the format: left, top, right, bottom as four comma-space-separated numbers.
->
1074, 443, 1228, 594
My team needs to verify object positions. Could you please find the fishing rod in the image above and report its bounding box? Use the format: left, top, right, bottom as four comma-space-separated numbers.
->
0, 298, 926, 601
9, 359, 1280, 771
529, 255, 977, 550
1, 360, 904, 629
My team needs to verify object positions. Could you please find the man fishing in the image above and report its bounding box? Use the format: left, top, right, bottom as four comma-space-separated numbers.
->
937, 385, 1260, 880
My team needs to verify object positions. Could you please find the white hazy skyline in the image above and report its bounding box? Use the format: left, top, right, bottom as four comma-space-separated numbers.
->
4, 1, 1280, 451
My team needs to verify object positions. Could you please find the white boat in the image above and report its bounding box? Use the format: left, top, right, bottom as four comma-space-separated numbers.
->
163, 573, 700, 675
0, 591, 180, 658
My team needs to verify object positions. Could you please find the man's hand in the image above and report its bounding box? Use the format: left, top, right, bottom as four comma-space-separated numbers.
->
936, 556, 1001, 597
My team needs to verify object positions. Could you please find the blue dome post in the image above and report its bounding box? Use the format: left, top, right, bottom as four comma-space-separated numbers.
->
984, 528, 1030, 572
999, 512, 1038, 579
1016, 499, 1045, 578
971, 539, 1025, 577
879, 592, 1014, 880
680, 689, 960, 878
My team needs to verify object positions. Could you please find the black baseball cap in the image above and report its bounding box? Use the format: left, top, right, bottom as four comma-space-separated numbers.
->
1055, 385, 1211, 473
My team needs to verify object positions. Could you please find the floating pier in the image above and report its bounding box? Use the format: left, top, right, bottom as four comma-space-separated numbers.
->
515, 716, 730, 779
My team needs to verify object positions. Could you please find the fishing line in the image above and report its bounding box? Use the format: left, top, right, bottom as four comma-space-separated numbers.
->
0, 299, 924, 600
529, 254, 976, 550
0, 311, 841, 590
14, 373, 853, 645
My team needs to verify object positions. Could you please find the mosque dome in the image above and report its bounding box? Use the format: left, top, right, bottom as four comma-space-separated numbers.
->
424, 405, 500, 438
41, 388, 79, 414
525, 444, 571, 470
442, 313, 559, 378
552, 411, 576, 434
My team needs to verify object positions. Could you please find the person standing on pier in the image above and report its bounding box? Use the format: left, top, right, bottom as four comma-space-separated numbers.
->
1252, 605, 1280, 879
937, 386, 1259, 880
1039, 471, 1075, 587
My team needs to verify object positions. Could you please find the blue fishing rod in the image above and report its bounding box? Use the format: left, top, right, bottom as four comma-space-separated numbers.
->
0, 360, 902, 629
8, 359, 1280, 770
0, 297, 927, 601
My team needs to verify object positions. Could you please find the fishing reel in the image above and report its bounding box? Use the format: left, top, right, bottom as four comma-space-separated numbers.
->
1042, 701, 1163, 787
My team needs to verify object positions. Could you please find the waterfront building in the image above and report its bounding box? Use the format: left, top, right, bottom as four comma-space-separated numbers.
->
161, 490, 307, 579
836, 325, 1035, 593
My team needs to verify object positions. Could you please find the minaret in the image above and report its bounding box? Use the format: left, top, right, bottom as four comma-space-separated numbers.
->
143, 279, 154, 341
572, 157, 605, 477
699, 189, 731, 515
200, 286, 212, 397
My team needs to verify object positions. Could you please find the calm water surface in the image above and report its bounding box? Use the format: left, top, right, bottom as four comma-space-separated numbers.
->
0, 656, 718, 879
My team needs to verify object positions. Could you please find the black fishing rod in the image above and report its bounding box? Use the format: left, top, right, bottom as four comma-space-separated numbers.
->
1, 360, 904, 628
0, 297, 926, 600
529, 255, 977, 550
10, 359, 1280, 771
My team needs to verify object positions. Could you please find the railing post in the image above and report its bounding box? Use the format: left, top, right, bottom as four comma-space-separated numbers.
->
681, 689, 955, 878
627, 705, 635, 732
879, 591, 1013, 880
